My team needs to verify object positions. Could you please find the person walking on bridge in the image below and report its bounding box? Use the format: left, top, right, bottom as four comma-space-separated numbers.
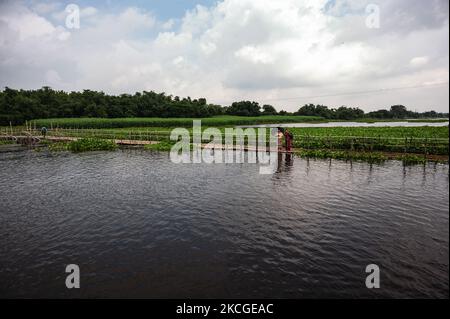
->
41, 127, 47, 139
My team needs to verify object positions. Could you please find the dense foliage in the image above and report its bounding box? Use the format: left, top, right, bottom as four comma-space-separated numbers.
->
294, 103, 448, 120
225, 101, 261, 116
0, 87, 224, 125
0, 86, 447, 125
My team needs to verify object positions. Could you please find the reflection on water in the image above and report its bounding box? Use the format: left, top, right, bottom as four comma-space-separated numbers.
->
0, 150, 448, 298
276, 153, 294, 174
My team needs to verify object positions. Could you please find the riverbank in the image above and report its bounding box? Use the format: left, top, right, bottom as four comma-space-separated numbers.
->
2, 123, 448, 165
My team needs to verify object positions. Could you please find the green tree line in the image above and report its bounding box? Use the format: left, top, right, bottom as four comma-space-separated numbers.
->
294, 103, 448, 120
0, 87, 447, 125
0, 87, 224, 125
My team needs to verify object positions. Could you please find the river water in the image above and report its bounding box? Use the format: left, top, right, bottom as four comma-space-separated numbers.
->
240, 121, 449, 128
0, 150, 448, 298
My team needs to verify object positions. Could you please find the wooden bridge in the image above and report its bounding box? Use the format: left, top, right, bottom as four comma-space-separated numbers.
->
1, 132, 293, 153
0, 132, 159, 146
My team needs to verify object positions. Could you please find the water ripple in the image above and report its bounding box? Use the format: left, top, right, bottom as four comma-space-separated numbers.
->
0, 150, 448, 298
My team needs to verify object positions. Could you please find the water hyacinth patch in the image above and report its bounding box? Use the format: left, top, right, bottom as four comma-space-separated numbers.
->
67, 138, 117, 153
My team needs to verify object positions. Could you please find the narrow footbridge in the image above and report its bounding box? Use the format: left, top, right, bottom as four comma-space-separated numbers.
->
0, 131, 159, 146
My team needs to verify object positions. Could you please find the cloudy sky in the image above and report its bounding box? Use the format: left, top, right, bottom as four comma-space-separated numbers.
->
0, 0, 448, 112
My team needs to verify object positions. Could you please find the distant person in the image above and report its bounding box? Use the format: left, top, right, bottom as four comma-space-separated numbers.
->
41, 127, 47, 139
284, 128, 293, 152
277, 127, 285, 151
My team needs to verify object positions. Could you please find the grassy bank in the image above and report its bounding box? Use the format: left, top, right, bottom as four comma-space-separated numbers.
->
29, 126, 448, 156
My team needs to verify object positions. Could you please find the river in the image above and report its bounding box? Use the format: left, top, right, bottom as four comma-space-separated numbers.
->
239, 121, 449, 128
0, 150, 448, 298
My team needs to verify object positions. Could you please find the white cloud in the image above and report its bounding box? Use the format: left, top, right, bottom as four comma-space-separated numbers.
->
235, 45, 275, 65
0, 0, 448, 112
161, 18, 175, 30
1, 11, 55, 40
31, 2, 61, 15
410, 56, 430, 68
117, 7, 155, 29
80, 7, 98, 18
172, 56, 185, 66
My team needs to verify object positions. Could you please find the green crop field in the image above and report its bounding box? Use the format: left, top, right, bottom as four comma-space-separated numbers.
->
6, 119, 448, 157
31, 115, 325, 129
289, 126, 449, 139
289, 127, 448, 155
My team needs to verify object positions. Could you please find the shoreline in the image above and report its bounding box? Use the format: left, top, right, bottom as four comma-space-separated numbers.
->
1, 141, 448, 165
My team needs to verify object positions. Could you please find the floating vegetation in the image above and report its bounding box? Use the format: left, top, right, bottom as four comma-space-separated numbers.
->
48, 142, 69, 152
0, 139, 15, 145
296, 149, 388, 163
397, 154, 428, 165
143, 141, 176, 152
296, 148, 447, 166
67, 138, 117, 153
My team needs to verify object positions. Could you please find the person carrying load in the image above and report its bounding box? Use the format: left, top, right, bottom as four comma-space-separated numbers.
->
277, 127, 285, 151
284, 128, 293, 152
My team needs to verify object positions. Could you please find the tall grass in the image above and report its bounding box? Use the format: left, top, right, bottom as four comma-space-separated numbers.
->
290, 127, 449, 155
31, 115, 324, 129
290, 126, 449, 139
